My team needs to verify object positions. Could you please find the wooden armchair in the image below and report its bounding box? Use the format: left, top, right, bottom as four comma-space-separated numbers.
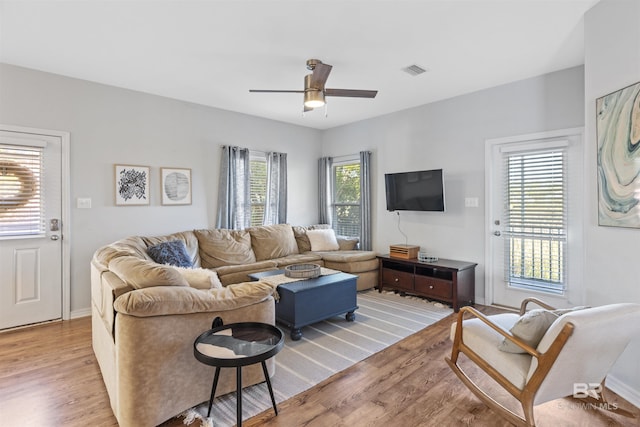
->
445, 298, 640, 426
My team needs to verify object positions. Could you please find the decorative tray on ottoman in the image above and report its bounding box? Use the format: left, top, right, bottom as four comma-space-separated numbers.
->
284, 263, 321, 279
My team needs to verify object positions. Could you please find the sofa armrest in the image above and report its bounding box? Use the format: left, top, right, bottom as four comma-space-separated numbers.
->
113, 281, 276, 317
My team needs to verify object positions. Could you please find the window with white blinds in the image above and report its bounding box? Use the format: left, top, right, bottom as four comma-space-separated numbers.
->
503, 147, 567, 294
0, 144, 46, 237
332, 161, 361, 238
249, 157, 267, 227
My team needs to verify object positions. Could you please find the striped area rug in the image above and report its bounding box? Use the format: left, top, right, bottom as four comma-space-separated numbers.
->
181, 289, 453, 427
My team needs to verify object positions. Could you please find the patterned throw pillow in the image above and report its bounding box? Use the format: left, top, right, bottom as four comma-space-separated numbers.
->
147, 240, 192, 267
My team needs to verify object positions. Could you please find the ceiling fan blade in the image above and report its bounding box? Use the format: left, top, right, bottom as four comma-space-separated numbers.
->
249, 89, 305, 93
309, 63, 332, 89
325, 88, 378, 98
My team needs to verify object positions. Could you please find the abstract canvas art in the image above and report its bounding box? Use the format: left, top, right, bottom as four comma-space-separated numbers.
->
115, 164, 150, 206
596, 81, 640, 228
161, 167, 191, 205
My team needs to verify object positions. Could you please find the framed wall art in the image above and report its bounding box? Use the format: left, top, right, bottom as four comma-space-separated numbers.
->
115, 164, 150, 206
596, 81, 640, 228
161, 167, 192, 205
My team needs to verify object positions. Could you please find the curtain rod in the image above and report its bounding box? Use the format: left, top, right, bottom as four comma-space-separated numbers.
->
331, 153, 361, 161
221, 145, 269, 156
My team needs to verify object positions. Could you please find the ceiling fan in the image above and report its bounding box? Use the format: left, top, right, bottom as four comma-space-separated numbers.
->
249, 59, 378, 112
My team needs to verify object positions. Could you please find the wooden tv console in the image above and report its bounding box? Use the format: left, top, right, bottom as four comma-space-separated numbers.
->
377, 255, 477, 312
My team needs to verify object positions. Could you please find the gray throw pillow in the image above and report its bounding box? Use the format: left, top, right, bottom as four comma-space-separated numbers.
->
147, 240, 192, 267
498, 309, 559, 353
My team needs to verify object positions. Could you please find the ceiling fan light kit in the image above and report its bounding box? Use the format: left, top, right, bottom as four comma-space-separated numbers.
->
303, 74, 326, 108
250, 59, 377, 114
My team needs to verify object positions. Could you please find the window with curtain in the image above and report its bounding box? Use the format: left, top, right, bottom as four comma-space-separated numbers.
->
503, 147, 567, 294
332, 159, 361, 238
319, 151, 371, 250
0, 143, 45, 238
216, 146, 287, 229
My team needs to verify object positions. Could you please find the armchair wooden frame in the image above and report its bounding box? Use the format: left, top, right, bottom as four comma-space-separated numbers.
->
445, 298, 630, 427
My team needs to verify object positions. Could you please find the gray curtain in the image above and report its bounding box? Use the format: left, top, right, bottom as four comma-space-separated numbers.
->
216, 145, 250, 229
318, 156, 333, 225
264, 151, 287, 225
359, 151, 372, 250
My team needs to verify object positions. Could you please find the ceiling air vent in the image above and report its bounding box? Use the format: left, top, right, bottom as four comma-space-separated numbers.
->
402, 64, 428, 76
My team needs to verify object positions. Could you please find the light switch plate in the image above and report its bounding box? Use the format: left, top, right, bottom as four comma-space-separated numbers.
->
465, 197, 479, 208
77, 197, 92, 209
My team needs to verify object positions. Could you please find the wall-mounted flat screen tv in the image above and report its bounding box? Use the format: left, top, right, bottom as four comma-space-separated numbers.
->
385, 169, 445, 212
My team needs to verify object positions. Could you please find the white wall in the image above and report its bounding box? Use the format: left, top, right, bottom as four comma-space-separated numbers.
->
0, 63, 322, 314
321, 66, 585, 304
584, 0, 640, 404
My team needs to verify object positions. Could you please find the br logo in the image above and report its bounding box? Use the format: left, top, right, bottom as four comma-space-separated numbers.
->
573, 383, 602, 399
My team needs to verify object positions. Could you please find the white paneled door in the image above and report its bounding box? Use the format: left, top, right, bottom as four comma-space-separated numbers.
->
0, 130, 63, 329
486, 128, 584, 310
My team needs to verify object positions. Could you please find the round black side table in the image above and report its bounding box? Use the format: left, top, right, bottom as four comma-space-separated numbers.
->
194, 322, 284, 427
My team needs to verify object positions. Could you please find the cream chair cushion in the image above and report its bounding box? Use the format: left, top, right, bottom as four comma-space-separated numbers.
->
451, 313, 532, 389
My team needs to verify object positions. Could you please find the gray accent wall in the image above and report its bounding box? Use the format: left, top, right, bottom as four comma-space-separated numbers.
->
0, 63, 322, 314
321, 65, 586, 306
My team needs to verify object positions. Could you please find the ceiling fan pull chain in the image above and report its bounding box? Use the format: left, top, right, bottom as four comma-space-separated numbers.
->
324, 101, 328, 117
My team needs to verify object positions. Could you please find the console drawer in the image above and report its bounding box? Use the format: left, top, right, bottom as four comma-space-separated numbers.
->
382, 268, 413, 291
415, 276, 452, 300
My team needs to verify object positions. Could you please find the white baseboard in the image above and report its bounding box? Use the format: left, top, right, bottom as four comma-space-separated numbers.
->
70, 307, 91, 319
607, 374, 640, 409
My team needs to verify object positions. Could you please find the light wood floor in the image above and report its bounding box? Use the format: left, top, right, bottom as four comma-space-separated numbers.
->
0, 307, 638, 427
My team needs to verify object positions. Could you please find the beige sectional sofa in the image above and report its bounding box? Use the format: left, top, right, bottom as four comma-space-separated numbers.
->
91, 223, 378, 427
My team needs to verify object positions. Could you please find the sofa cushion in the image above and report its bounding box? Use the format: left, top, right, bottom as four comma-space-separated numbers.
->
195, 229, 257, 268
271, 253, 324, 268
324, 258, 379, 274
314, 250, 377, 263
306, 229, 340, 251
113, 281, 276, 317
172, 266, 223, 289
147, 240, 193, 267
93, 237, 149, 269
109, 256, 189, 289
292, 224, 331, 252
248, 224, 299, 261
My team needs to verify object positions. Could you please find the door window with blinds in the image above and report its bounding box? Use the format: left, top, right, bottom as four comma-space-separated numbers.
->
502, 144, 567, 295
0, 143, 45, 238
332, 159, 361, 238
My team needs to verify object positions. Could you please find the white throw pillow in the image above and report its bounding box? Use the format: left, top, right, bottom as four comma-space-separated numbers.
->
306, 229, 340, 251
172, 266, 223, 289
